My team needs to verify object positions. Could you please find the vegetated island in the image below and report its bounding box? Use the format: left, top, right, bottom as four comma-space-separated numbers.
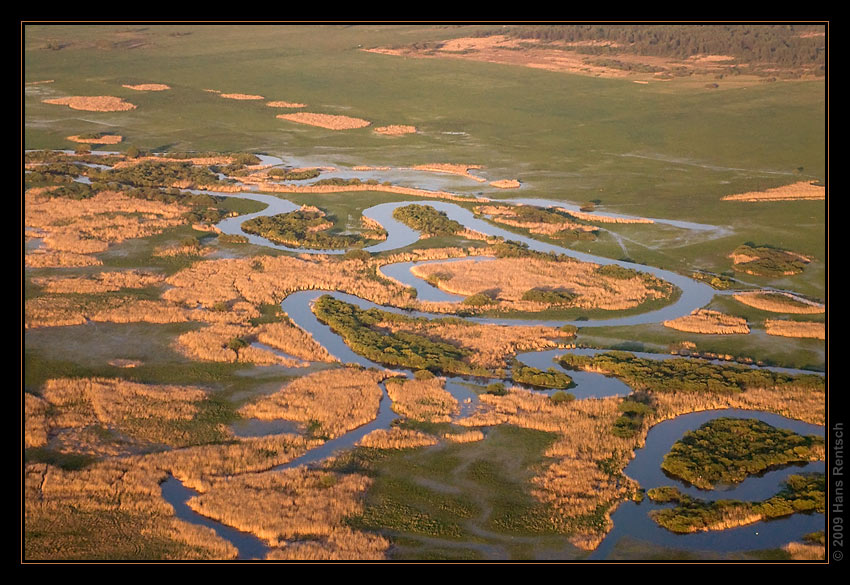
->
730, 243, 812, 277
733, 291, 824, 314
659, 417, 824, 490
647, 473, 825, 534
721, 181, 824, 202
409, 240, 676, 313
240, 206, 387, 250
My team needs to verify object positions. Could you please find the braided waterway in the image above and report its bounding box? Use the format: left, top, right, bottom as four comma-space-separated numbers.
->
81, 156, 821, 559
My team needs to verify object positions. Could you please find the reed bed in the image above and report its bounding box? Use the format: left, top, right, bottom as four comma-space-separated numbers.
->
721, 181, 825, 202
276, 112, 371, 130
31, 270, 164, 294
185, 466, 386, 554
43, 96, 137, 111
384, 378, 458, 422
238, 368, 388, 440
409, 257, 669, 311
663, 309, 750, 335
374, 125, 417, 135
765, 319, 825, 340
356, 428, 440, 449
733, 291, 824, 314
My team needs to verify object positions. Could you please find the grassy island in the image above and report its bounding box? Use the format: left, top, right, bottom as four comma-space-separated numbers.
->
660, 418, 824, 489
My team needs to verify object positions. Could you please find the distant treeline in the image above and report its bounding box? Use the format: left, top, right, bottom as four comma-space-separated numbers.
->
503, 24, 825, 71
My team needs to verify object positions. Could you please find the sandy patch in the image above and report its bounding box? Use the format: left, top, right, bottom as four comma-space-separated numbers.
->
220, 93, 265, 100
43, 96, 137, 112
489, 179, 521, 189
122, 83, 170, 91
733, 291, 824, 314
721, 181, 825, 202
663, 309, 750, 335
352, 165, 391, 171
276, 112, 371, 130
26, 79, 54, 85
266, 101, 307, 108
374, 125, 417, 136
67, 134, 123, 144
765, 319, 825, 340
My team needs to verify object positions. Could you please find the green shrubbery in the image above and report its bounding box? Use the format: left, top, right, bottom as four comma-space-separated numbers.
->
660, 418, 824, 489
392, 204, 463, 236
647, 473, 825, 533
558, 351, 824, 396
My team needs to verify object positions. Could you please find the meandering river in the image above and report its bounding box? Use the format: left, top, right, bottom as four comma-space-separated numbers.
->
83, 153, 823, 560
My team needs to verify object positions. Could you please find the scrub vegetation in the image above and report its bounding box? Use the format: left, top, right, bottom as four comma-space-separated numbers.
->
660, 418, 825, 489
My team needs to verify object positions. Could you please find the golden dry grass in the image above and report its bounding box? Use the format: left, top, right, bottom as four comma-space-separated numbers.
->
410, 163, 486, 182
410, 256, 668, 311
25, 250, 103, 268
25, 190, 190, 257
733, 291, 825, 314
476, 205, 592, 234
184, 466, 388, 557
25, 393, 50, 448
765, 319, 825, 340
67, 134, 124, 144
558, 208, 654, 224
443, 429, 485, 443
276, 112, 371, 130
43, 96, 137, 111
220, 93, 265, 100
374, 125, 417, 136
32, 270, 165, 294
39, 377, 208, 450
489, 179, 521, 189
385, 378, 458, 422
456, 389, 638, 549
122, 83, 171, 91
25, 459, 238, 560
266, 100, 307, 108
784, 541, 825, 560
379, 318, 572, 370
264, 527, 388, 560
663, 309, 750, 335
255, 321, 336, 363
721, 181, 825, 202
238, 368, 388, 439
356, 428, 440, 449
174, 323, 301, 366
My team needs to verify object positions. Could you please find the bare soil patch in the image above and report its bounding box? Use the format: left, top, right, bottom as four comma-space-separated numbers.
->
277, 112, 371, 130
721, 181, 825, 202
43, 96, 137, 112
